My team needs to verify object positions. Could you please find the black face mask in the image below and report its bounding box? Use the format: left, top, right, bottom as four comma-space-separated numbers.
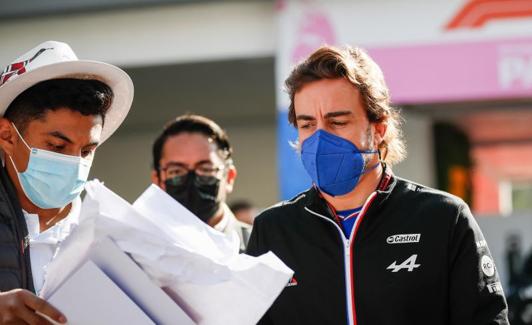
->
164, 171, 222, 224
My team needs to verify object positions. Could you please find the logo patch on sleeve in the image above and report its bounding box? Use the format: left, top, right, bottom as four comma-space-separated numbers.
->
476, 240, 487, 249
487, 282, 503, 294
481, 255, 496, 277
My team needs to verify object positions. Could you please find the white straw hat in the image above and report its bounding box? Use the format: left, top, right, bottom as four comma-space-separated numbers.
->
0, 41, 134, 144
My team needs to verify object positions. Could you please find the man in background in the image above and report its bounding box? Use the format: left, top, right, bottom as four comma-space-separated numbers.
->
229, 199, 256, 226
229, 199, 255, 244
151, 114, 249, 251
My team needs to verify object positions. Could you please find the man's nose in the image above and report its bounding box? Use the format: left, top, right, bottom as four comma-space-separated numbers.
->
315, 118, 330, 133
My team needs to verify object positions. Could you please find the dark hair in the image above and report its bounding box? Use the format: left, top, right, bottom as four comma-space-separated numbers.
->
229, 200, 254, 214
285, 45, 406, 165
4, 78, 113, 133
152, 114, 233, 172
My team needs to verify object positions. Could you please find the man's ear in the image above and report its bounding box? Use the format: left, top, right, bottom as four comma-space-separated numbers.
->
373, 121, 388, 148
224, 165, 237, 194
151, 169, 165, 190
0, 118, 16, 156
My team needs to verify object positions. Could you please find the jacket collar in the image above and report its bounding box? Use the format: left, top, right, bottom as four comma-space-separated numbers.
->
372, 164, 397, 209
0, 166, 35, 292
304, 164, 397, 218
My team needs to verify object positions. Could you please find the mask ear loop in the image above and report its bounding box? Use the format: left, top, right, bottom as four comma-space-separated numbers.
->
7, 123, 32, 174
11, 123, 32, 152
360, 149, 382, 176
364, 160, 381, 174
5, 124, 39, 208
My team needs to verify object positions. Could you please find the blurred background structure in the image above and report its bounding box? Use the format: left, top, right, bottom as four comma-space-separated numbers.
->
1, 0, 532, 312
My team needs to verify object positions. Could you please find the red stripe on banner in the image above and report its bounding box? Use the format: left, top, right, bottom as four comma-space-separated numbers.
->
446, 0, 532, 29
446, 0, 479, 29
473, 8, 532, 27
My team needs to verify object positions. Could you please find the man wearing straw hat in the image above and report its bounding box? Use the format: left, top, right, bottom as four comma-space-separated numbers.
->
0, 41, 133, 324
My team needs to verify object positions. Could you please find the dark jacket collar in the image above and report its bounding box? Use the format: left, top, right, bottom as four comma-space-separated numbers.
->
304, 164, 397, 218
0, 165, 24, 224
0, 165, 35, 292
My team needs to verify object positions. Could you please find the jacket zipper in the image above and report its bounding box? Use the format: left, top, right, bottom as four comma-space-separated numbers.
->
305, 192, 377, 325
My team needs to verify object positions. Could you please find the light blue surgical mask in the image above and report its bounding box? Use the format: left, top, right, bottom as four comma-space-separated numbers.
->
8, 124, 92, 209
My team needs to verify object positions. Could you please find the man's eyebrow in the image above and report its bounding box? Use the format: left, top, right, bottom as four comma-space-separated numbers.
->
85, 141, 100, 147
197, 159, 218, 165
324, 111, 353, 118
47, 131, 73, 144
164, 160, 215, 169
295, 114, 316, 121
164, 161, 188, 168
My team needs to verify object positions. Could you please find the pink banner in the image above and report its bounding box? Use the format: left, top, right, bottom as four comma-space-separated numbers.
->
368, 37, 532, 104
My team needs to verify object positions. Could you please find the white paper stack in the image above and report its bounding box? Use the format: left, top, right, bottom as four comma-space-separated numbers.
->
41, 235, 194, 325
41, 180, 293, 325
47, 260, 155, 325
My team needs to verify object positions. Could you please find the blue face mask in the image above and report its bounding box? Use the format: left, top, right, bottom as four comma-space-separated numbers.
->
301, 129, 379, 197
8, 124, 92, 209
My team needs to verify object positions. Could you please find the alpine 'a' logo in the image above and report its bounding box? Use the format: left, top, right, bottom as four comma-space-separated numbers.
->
387, 254, 421, 272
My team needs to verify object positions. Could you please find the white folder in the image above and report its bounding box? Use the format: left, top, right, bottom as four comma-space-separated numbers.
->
48, 260, 155, 325
45, 237, 195, 325
88, 237, 195, 325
